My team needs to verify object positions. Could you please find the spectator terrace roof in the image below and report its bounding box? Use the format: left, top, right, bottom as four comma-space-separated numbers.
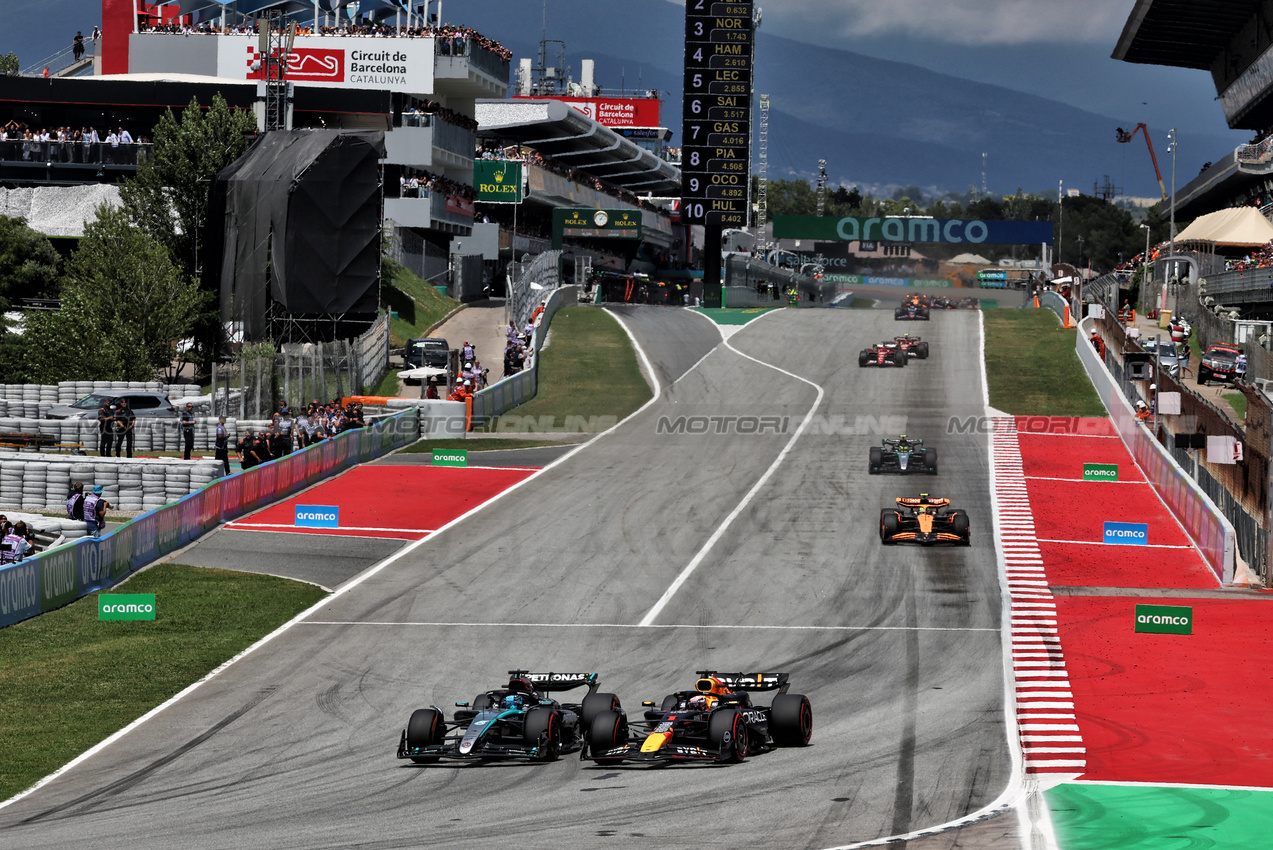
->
475, 99, 681, 195
1112, 0, 1262, 69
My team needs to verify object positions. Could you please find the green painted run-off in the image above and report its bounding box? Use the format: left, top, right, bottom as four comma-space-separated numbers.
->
1047, 783, 1273, 849
690, 307, 780, 326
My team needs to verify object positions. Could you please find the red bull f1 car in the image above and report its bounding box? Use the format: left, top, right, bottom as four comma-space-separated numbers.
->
880, 495, 970, 545
859, 341, 908, 367
869, 436, 937, 475
583, 672, 812, 766
397, 671, 621, 763
893, 334, 930, 359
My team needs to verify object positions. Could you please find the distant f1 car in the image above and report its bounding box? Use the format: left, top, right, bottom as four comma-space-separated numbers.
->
880, 495, 970, 545
893, 334, 930, 359
583, 672, 812, 766
895, 302, 930, 320
397, 671, 621, 763
859, 341, 908, 367
869, 436, 937, 475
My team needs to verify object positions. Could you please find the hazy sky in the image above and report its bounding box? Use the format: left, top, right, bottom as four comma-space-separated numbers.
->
678, 0, 1245, 151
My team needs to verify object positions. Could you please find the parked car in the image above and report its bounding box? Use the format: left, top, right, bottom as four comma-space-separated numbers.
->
403, 338, 450, 384
1140, 339, 1180, 378
46, 392, 179, 420
1198, 343, 1242, 386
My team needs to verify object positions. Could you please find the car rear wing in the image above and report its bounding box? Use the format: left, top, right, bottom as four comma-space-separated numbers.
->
896, 496, 949, 507
511, 671, 599, 693
697, 671, 790, 693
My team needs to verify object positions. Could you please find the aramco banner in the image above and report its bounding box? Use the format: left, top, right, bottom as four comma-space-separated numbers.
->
474, 161, 525, 203
773, 215, 1054, 245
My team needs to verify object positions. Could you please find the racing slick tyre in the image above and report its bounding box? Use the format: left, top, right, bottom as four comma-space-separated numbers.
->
523, 707, 562, 761
589, 710, 628, 765
897, 352, 907, 366
951, 510, 971, 545
917, 342, 930, 359
924, 447, 938, 475
707, 708, 749, 763
868, 446, 882, 474
581, 692, 621, 730
894, 309, 904, 319
859, 351, 870, 367
770, 693, 814, 746
880, 510, 900, 544
405, 708, 444, 763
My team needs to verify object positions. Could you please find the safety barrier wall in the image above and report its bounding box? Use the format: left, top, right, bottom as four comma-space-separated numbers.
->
1039, 291, 1068, 324
0, 408, 420, 629
470, 286, 576, 423
1077, 317, 1235, 582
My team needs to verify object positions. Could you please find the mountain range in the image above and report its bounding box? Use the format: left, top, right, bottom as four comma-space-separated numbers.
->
0, 0, 1243, 199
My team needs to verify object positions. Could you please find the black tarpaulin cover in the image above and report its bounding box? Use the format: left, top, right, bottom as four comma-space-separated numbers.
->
214, 129, 385, 339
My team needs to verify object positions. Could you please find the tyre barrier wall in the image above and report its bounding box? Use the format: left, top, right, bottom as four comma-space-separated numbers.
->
0, 453, 223, 513
1077, 316, 1235, 583
0, 382, 200, 417
0, 408, 420, 629
470, 286, 576, 424
0, 417, 310, 454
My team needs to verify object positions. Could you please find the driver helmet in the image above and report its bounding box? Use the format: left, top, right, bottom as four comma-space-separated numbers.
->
502, 694, 522, 710
687, 694, 709, 711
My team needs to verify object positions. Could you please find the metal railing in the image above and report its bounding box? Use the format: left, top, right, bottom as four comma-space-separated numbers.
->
435, 37, 509, 80
0, 140, 152, 167
21, 41, 96, 77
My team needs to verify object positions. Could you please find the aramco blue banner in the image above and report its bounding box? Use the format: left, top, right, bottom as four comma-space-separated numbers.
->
773, 215, 1054, 245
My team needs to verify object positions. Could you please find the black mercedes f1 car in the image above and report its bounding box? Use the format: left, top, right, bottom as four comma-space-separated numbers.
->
582, 672, 812, 766
397, 671, 621, 763
880, 495, 970, 545
869, 436, 937, 475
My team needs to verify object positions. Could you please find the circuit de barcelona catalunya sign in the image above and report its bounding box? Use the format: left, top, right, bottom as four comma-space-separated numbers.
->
772, 215, 1054, 245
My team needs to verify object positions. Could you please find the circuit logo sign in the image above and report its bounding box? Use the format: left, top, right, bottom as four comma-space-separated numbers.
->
295, 505, 339, 528
1135, 604, 1192, 635
100, 594, 156, 621
1103, 521, 1148, 546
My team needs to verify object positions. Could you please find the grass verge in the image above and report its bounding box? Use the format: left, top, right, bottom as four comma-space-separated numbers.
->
399, 437, 571, 453
0, 564, 328, 802
1224, 392, 1248, 420
475, 306, 652, 432
382, 259, 460, 347
983, 309, 1106, 416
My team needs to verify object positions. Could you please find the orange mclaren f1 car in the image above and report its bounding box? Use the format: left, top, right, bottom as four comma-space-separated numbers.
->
879, 494, 971, 546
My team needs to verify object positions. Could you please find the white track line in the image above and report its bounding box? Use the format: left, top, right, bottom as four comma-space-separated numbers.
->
299, 621, 999, 631
1035, 537, 1193, 550
226, 523, 437, 533
0, 308, 667, 813
638, 309, 824, 626
1025, 475, 1145, 484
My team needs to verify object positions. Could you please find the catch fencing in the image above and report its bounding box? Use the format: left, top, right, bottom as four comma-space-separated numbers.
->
508, 250, 563, 334
470, 285, 576, 424
0, 408, 420, 629
209, 312, 391, 418
1079, 316, 1236, 583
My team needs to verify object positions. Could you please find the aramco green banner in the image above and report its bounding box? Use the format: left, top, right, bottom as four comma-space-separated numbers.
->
473, 161, 524, 203
773, 215, 1054, 245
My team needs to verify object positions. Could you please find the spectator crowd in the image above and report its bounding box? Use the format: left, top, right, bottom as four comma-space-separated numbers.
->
0, 123, 146, 164
236, 399, 367, 469
138, 20, 511, 60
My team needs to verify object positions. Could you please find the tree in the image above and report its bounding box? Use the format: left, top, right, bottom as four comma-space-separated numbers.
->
0, 214, 59, 311
119, 93, 257, 279
20, 205, 201, 382
0, 52, 18, 76
119, 93, 256, 376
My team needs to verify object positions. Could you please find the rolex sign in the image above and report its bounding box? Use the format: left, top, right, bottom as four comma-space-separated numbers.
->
474, 161, 525, 204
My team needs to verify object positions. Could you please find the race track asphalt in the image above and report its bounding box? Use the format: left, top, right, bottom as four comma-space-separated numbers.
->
0, 306, 1012, 850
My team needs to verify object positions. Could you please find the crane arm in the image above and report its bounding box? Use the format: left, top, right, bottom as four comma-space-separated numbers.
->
1116, 123, 1168, 202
